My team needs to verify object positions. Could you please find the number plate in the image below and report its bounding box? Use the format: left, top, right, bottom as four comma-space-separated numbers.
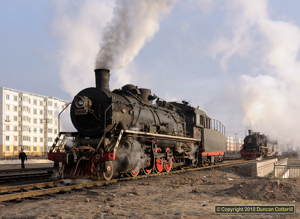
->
75, 109, 87, 115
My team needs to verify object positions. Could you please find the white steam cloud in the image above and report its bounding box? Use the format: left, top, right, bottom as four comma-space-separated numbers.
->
95, 0, 178, 71
51, 0, 114, 97
51, 0, 178, 97
207, 0, 300, 144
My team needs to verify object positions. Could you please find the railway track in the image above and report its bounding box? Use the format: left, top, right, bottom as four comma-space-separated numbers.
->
0, 159, 252, 202
0, 168, 54, 184
0, 167, 54, 174
0, 173, 53, 184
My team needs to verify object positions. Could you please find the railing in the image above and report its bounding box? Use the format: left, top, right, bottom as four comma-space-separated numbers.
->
274, 165, 300, 178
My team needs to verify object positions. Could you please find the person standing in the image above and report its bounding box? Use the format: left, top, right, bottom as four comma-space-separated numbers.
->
19, 149, 27, 168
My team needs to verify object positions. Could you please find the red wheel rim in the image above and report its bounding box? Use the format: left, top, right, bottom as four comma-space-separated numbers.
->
144, 168, 152, 174
143, 162, 152, 174
127, 169, 139, 177
131, 170, 139, 176
155, 158, 164, 172
164, 158, 172, 172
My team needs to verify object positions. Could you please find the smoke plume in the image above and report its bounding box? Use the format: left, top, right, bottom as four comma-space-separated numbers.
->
206, 0, 300, 145
95, 0, 178, 71
51, 0, 114, 97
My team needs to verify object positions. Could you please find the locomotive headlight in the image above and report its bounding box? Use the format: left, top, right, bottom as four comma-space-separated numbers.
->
78, 99, 84, 107
75, 96, 85, 108
74, 96, 92, 109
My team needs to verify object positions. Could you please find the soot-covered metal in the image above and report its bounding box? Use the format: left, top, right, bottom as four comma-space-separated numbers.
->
49, 69, 227, 180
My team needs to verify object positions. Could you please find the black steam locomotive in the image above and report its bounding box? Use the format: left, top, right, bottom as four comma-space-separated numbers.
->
240, 130, 278, 160
48, 69, 226, 180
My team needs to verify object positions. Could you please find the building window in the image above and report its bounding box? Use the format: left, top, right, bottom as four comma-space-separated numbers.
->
48, 129, 53, 134
6, 125, 10, 131
14, 136, 17, 141
14, 106, 17, 112
33, 100, 37, 105
33, 109, 37, 114
33, 118, 37, 124
40, 119, 43, 124
23, 96, 29, 103
40, 138, 43, 142
40, 146, 44, 152
40, 101, 43, 106
48, 101, 53, 106
40, 128, 43, 133
23, 136, 29, 141
34, 137, 37, 142
23, 146, 28, 151
5, 94, 10, 100
14, 96, 18, 101
6, 146, 10, 152
22, 116, 30, 122
6, 136, 10, 141
40, 110, 43, 115
22, 106, 29, 112
48, 110, 53, 115
48, 137, 53, 142
34, 128, 37, 133
6, 105, 10, 111
48, 119, 53, 124
33, 147, 37, 152
14, 126, 18, 131
14, 146, 18, 151
5, 115, 10, 121
54, 129, 57, 134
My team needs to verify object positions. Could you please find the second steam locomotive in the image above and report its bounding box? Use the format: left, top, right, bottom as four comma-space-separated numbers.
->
240, 130, 278, 160
48, 69, 226, 180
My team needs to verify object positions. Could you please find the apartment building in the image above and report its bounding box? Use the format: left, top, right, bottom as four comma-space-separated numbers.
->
0, 87, 69, 157
226, 136, 243, 153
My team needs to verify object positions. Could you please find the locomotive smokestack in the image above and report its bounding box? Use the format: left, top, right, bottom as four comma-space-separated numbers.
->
248, 129, 252, 135
95, 69, 110, 91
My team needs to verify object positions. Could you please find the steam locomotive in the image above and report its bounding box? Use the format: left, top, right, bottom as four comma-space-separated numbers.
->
48, 69, 226, 180
240, 130, 278, 160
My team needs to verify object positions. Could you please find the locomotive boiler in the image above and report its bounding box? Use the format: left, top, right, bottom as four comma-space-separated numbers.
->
240, 130, 278, 160
48, 69, 226, 180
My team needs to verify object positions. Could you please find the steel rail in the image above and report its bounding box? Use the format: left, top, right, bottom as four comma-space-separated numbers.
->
0, 167, 54, 174
0, 173, 52, 184
0, 159, 252, 202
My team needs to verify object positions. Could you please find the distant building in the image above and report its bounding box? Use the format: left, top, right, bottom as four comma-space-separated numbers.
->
226, 136, 243, 153
0, 87, 69, 157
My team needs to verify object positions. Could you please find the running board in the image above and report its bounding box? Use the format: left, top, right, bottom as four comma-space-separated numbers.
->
124, 130, 200, 142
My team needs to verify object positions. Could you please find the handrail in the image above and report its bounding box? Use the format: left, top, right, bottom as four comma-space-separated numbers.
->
58, 102, 71, 133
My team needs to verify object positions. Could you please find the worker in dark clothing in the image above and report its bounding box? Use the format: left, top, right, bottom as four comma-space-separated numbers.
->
19, 149, 27, 168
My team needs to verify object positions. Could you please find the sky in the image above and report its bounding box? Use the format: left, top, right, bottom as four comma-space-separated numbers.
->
1, 0, 300, 148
